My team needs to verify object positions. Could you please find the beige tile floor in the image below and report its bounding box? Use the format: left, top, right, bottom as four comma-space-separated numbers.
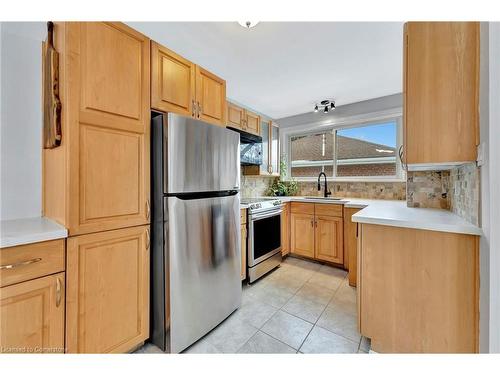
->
135, 256, 371, 354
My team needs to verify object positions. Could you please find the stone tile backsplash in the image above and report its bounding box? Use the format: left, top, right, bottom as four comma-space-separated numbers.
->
449, 163, 480, 226
406, 163, 479, 225
406, 171, 451, 209
296, 181, 406, 200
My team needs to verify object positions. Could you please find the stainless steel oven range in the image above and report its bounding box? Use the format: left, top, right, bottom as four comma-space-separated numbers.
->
241, 198, 283, 283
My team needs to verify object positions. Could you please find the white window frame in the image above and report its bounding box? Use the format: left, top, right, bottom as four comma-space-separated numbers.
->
281, 108, 405, 182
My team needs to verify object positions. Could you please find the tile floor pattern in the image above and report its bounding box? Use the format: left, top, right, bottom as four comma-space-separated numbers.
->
135, 256, 371, 354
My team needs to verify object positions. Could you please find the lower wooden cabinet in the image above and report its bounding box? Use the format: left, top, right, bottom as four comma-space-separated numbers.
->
344, 207, 361, 286
281, 202, 290, 256
65, 225, 150, 353
358, 224, 479, 353
0, 272, 65, 353
290, 202, 343, 265
314, 215, 343, 264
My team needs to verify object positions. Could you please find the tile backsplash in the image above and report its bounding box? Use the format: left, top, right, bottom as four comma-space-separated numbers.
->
406, 171, 450, 209
240, 171, 406, 200
449, 163, 480, 225
406, 163, 479, 225
296, 181, 406, 200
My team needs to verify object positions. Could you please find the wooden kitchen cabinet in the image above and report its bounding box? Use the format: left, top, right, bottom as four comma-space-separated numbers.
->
151, 41, 195, 117
0, 273, 65, 353
151, 42, 226, 126
281, 202, 291, 256
243, 119, 280, 176
240, 209, 247, 280
66, 225, 150, 353
358, 223, 479, 353
404, 22, 480, 165
344, 207, 361, 286
195, 65, 226, 126
43, 22, 151, 236
226, 101, 261, 136
290, 202, 344, 265
314, 215, 343, 264
290, 213, 315, 258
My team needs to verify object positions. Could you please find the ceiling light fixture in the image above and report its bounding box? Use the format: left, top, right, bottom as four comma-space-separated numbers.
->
314, 99, 336, 114
238, 21, 259, 29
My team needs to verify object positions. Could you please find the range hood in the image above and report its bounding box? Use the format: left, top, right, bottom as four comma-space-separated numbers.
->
227, 127, 262, 144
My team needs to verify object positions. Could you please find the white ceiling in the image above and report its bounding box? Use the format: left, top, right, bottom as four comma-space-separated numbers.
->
128, 22, 404, 119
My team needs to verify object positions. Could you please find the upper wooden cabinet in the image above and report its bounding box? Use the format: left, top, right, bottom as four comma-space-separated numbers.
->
243, 119, 280, 177
43, 22, 151, 236
0, 273, 65, 353
66, 225, 150, 353
404, 22, 480, 165
226, 101, 261, 136
195, 65, 226, 125
151, 42, 195, 117
151, 42, 226, 126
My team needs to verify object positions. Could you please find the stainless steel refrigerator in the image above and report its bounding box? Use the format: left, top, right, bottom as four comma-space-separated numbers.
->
150, 112, 241, 353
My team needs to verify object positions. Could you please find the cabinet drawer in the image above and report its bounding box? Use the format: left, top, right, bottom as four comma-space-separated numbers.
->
290, 202, 315, 215
315, 203, 343, 218
0, 239, 65, 288
240, 209, 247, 224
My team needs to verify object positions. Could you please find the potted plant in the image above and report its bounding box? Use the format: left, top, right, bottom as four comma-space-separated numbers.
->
267, 155, 298, 196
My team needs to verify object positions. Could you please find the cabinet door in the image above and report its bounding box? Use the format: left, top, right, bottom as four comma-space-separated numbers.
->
66, 22, 151, 236
195, 65, 226, 126
270, 122, 280, 176
345, 208, 361, 286
290, 213, 315, 258
151, 41, 195, 116
227, 102, 245, 130
260, 119, 270, 174
245, 110, 261, 136
241, 224, 247, 280
405, 22, 479, 164
66, 225, 150, 353
0, 273, 65, 353
315, 215, 344, 264
281, 203, 290, 256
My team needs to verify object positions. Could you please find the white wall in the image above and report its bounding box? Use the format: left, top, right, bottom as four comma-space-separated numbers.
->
0, 22, 46, 220
488, 21, 500, 353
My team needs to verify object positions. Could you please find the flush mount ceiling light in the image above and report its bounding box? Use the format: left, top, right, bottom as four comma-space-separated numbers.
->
314, 99, 336, 114
238, 21, 259, 29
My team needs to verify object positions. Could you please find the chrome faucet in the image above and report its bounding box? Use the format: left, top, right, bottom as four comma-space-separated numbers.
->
317, 172, 332, 198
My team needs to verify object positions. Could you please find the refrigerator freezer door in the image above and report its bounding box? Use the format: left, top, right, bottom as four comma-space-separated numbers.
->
167, 194, 241, 353
165, 113, 240, 194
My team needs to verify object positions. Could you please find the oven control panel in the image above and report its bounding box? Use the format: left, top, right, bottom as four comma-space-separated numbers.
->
249, 203, 262, 210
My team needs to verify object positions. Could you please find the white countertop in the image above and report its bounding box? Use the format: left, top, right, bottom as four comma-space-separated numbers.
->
241, 196, 482, 236
0, 217, 68, 248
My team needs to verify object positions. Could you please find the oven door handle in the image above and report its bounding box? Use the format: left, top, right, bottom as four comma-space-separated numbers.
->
251, 209, 283, 221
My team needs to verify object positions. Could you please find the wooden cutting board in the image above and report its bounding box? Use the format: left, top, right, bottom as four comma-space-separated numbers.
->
43, 21, 62, 149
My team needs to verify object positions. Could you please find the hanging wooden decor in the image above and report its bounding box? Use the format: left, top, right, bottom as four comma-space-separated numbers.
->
43, 21, 62, 149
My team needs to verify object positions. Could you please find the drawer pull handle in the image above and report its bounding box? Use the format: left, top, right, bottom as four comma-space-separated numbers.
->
146, 229, 150, 250
146, 200, 151, 220
56, 277, 62, 307
191, 99, 196, 117
0, 257, 42, 270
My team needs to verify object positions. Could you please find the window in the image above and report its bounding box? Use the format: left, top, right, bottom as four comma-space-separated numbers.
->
289, 119, 402, 180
